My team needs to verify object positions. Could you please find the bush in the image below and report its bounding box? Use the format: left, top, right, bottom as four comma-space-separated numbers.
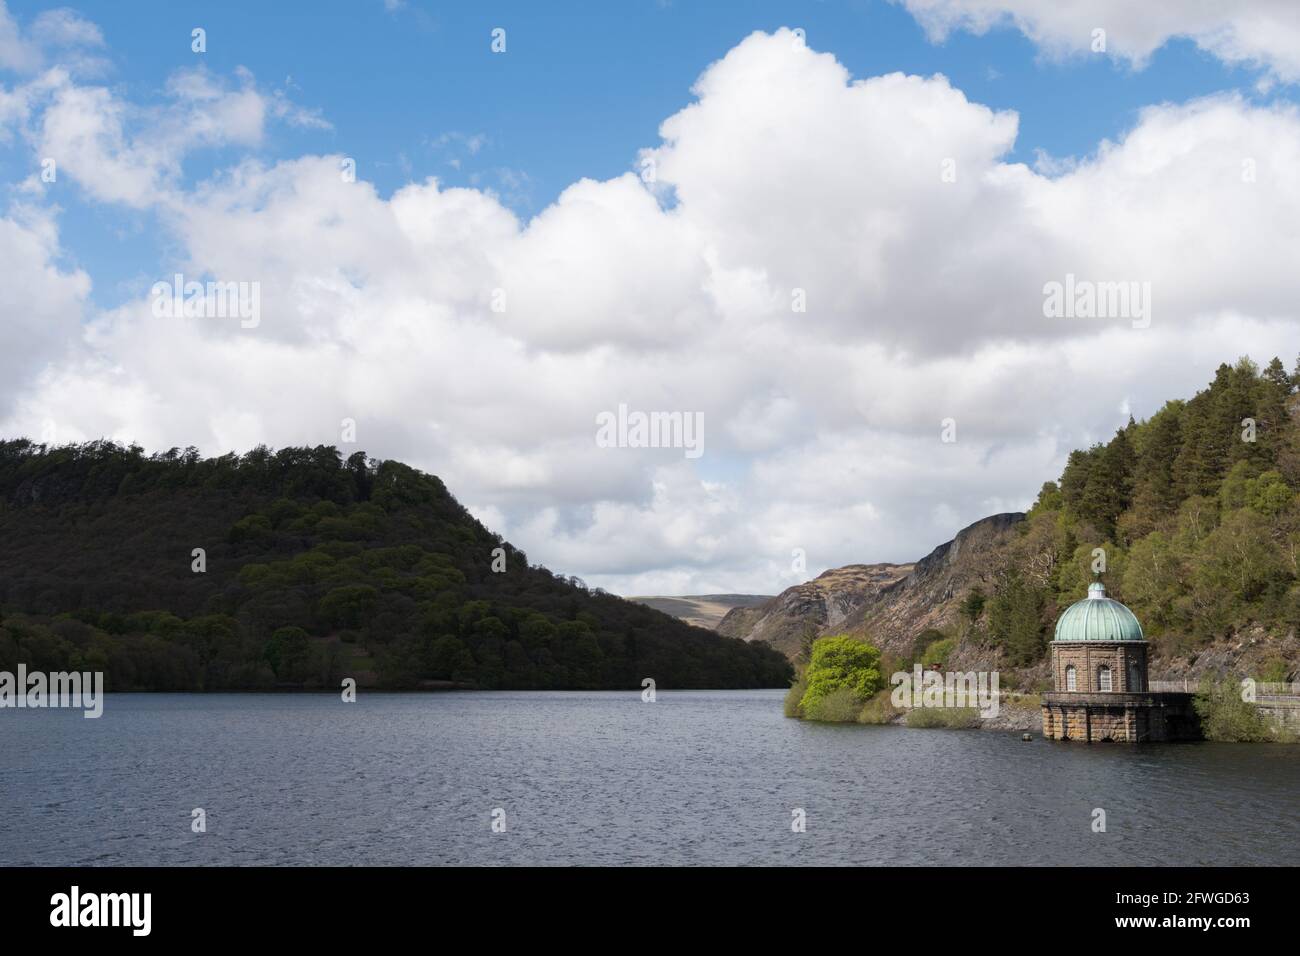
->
960, 589, 986, 623
857, 689, 901, 725
798, 635, 885, 716
1194, 681, 1274, 742
1256, 658, 1292, 683
905, 706, 981, 729
783, 676, 808, 718
803, 686, 862, 723
920, 636, 956, 667
907, 629, 946, 665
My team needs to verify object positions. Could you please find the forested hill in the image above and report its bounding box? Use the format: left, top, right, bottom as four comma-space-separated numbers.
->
731, 356, 1300, 686
961, 356, 1300, 679
0, 441, 792, 691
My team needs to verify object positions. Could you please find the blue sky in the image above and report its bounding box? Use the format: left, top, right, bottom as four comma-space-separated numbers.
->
6, 0, 1290, 310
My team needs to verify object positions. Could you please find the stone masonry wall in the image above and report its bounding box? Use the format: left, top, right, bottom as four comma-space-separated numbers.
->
1050, 641, 1147, 693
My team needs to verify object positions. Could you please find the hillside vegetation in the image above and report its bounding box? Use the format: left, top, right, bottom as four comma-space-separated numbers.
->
961, 356, 1300, 680
0, 441, 792, 692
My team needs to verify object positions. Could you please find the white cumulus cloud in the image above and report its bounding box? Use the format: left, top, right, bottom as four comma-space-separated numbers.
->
3, 28, 1300, 596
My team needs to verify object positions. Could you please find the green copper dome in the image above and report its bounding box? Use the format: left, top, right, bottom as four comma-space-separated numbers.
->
1053, 582, 1145, 642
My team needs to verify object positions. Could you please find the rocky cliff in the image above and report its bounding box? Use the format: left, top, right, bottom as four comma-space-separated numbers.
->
847, 512, 1025, 655
716, 563, 913, 658
721, 513, 1024, 660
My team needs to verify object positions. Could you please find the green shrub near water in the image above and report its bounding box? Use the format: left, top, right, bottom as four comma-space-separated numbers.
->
783, 676, 808, 718
797, 635, 885, 720
1194, 680, 1294, 742
804, 686, 863, 722
857, 689, 901, 724
904, 706, 982, 729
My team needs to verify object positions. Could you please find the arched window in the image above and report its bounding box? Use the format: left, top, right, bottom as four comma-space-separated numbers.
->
1065, 665, 1077, 691
1098, 665, 1112, 692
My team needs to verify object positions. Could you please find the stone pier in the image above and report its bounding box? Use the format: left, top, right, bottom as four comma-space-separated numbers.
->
1041, 690, 1200, 742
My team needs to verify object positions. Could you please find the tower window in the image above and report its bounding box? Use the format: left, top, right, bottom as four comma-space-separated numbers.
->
1065, 665, 1077, 691
1098, 665, 1112, 692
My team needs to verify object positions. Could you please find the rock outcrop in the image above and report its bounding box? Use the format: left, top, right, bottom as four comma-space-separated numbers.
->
721, 513, 1025, 660
847, 512, 1025, 655
716, 563, 912, 659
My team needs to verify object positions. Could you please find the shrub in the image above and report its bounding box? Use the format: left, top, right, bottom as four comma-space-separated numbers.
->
905, 706, 981, 729
960, 588, 986, 623
920, 636, 956, 667
1256, 658, 1292, 683
804, 686, 862, 723
783, 676, 808, 718
907, 629, 946, 665
798, 635, 885, 716
1194, 681, 1277, 742
857, 689, 901, 725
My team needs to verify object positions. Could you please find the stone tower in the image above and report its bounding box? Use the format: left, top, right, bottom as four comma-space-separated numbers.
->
1041, 582, 1197, 742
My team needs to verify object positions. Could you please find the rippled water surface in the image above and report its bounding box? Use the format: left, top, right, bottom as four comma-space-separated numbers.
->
3, 690, 1297, 865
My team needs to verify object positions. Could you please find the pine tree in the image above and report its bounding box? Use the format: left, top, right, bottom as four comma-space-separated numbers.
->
1176, 363, 1234, 497
1255, 357, 1292, 464
988, 570, 1046, 665
1079, 427, 1136, 538
1265, 356, 1291, 393
1130, 402, 1183, 521
1060, 447, 1096, 514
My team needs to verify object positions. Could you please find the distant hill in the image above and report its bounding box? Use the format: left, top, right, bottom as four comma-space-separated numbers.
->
0, 441, 792, 692
715, 517, 1025, 662
628, 594, 773, 630
717, 563, 914, 658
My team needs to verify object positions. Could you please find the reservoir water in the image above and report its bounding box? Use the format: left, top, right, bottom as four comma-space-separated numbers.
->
3, 689, 1297, 865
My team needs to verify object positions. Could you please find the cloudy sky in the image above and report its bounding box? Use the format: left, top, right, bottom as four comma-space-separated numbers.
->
2, 0, 1300, 596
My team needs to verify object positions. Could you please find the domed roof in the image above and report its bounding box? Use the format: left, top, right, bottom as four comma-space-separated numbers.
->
1053, 582, 1145, 642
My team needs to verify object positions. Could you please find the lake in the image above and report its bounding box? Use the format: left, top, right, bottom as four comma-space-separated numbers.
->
2, 690, 1297, 865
